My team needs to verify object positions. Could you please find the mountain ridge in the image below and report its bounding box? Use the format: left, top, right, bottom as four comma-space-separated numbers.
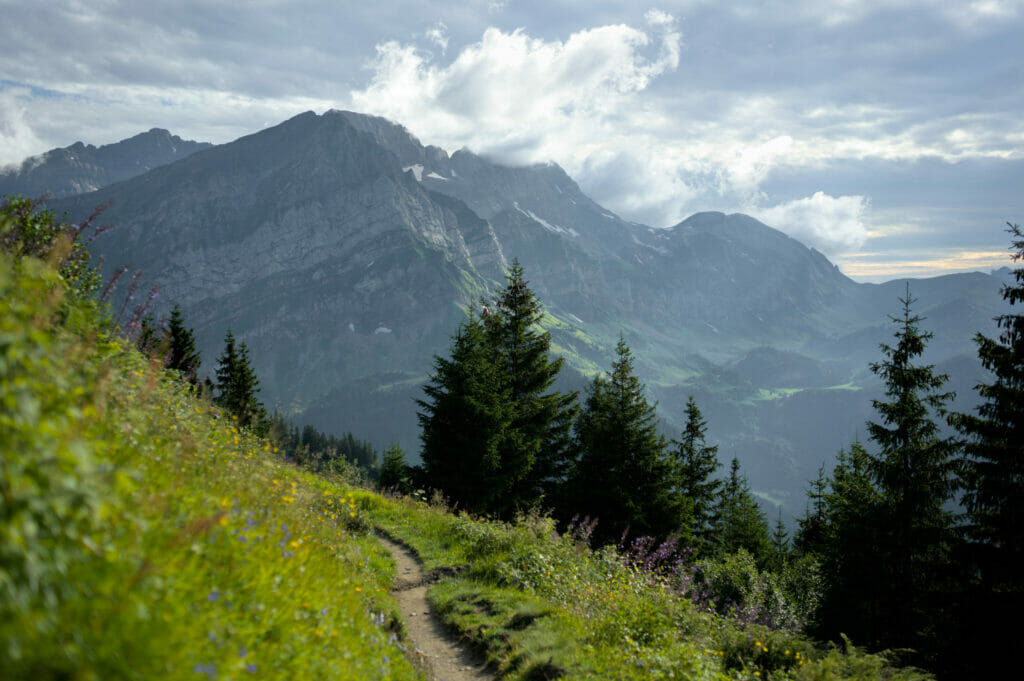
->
0, 128, 212, 198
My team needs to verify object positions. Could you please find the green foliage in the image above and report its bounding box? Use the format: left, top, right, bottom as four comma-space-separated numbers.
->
946, 223, 1024, 679
671, 396, 721, 555
418, 261, 576, 518
862, 288, 957, 657
568, 338, 685, 545
214, 329, 267, 433
793, 465, 828, 556
812, 443, 885, 645
166, 303, 201, 386
952, 223, 1024, 590
484, 259, 578, 513
712, 458, 773, 566
0, 195, 102, 297
377, 444, 409, 493
0, 251, 106, 665
418, 312, 511, 515
0, 243, 420, 679
267, 413, 378, 477
769, 507, 791, 572
359, 487, 929, 681
695, 549, 804, 631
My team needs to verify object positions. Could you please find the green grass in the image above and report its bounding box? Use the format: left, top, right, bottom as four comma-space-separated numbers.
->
355, 493, 932, 681
1, 248, 421, 680
2, 241, 932, 681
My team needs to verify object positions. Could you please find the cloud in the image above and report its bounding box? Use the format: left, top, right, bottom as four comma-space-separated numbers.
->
424, 22, 449, 54
351, 13, 681, 164
0, 86, 47, 168
750, 192, 870, 255
836, 248, 1012, 281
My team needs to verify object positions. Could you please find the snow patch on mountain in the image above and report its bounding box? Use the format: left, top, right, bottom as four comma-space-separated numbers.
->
632, 233, 670, 255
403, 164, 424, 181
513, 202, 579, 238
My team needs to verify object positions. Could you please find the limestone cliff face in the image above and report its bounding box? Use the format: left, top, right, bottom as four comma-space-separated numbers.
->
0, 128, 211, 198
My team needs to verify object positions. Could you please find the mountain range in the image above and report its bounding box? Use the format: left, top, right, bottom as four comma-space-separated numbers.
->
3, 110, 1009, 518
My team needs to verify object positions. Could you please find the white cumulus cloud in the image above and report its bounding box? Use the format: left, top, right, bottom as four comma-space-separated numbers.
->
0, 87, 47, 168
351, 13, 681, 165
750, 191, 869, 256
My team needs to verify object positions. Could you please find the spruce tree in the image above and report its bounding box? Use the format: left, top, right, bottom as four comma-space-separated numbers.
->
568, 338, 682, 545
484, 260, 577, 514
671, 396, 721, 554
952, 223, 1024, 592
813, 443, 885, 645
418, 313, 511, 515
863, 287, 956, 658
793, 464, 829, 556
215, 330, 266, 432
947, 224, 1024, 679
166, 303, 200, 386
712, 457, 772, 565
135, 313, 163, 359
769, 507, 790, 572
378, 444, 409, 493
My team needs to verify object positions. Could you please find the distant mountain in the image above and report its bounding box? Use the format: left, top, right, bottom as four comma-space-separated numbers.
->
0, 128, 212, 199
41, 110, 1010, 519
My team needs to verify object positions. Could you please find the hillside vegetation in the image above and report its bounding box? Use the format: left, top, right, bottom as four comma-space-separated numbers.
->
1, 208, 932, 680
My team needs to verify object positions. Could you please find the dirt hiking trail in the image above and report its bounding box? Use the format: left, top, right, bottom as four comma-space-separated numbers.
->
378, 536, 493, 681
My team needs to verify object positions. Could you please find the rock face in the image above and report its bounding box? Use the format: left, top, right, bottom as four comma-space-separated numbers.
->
54, 111, 505, 405
43, 110, 1009, 516
0, 128, 211, 199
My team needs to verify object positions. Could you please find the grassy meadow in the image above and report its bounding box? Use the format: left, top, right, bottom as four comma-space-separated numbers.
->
2, 234, 932, 680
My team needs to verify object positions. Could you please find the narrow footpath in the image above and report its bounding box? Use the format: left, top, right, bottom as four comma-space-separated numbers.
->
377, 536, 492, 681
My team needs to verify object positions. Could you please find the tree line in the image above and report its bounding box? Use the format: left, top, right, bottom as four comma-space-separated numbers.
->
134, 303, 379, 477
412, 230, 1023, 680
788, 224, 1023, 678
412, 260, 779, 560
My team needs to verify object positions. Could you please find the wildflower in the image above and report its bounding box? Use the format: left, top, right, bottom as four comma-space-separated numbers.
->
207, 590, 219, 602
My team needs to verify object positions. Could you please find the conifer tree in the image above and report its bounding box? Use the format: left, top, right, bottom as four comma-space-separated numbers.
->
863, 286, 956, 656
712, 457, 772, 565
769, 507, 790, 572
135, 313, 163, 359
484, 260, 578, 513
813, 443, 884, 644
418, 313, 511, 514
568, 338, 682, 545
947, 224, 1024, 679
378, 444, 409, 493
215, 330, 266, 432
793, 464, 828, 556
166, 303, 200, 386
951, 223, 1024, 592
671, 396, 721, 554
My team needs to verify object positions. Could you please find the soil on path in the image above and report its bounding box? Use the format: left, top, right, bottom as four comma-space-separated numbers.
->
378, 536, 492, 681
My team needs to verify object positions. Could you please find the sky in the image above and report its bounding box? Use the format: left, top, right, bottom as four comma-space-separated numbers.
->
1, 1, 1022, 282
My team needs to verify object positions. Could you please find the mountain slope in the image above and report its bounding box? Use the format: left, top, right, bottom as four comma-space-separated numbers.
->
55, 111, 506, 406
0, 128, 211, 198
